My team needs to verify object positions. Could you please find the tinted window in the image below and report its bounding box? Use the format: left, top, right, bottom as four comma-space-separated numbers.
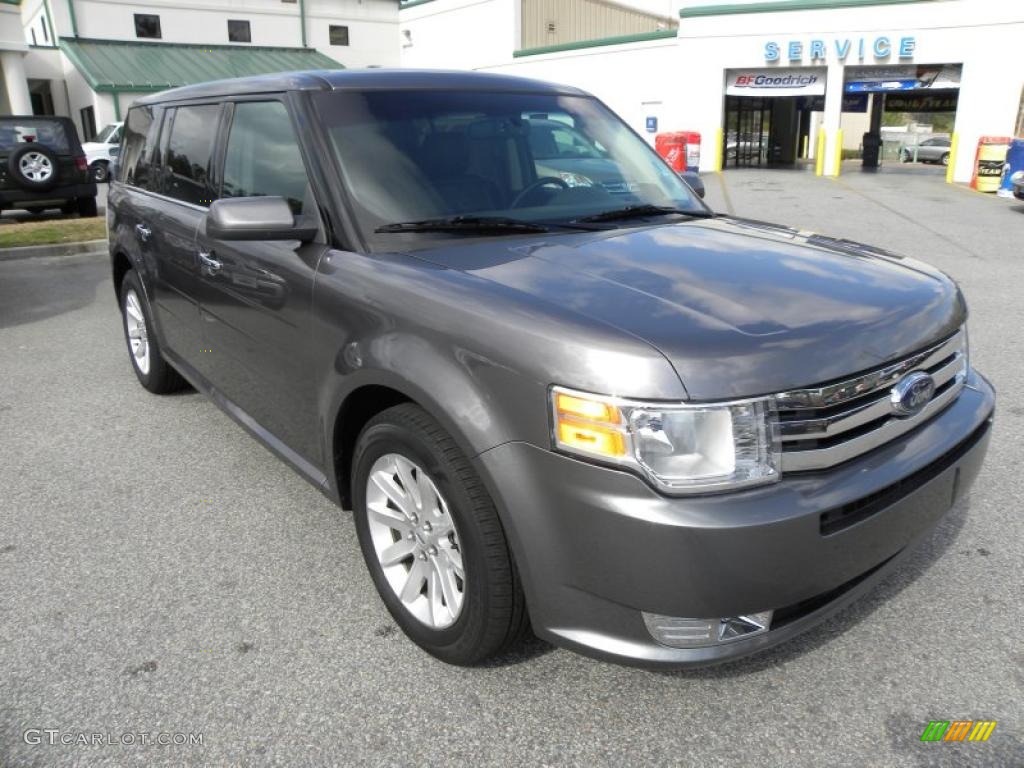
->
164, 105, 220, 206
0, 119, 71, 153
221, 101, 310, 215
329, 25, 349, 46
134, 13, 161, 39
228, 19, 250, 43
123, 107, 165, 189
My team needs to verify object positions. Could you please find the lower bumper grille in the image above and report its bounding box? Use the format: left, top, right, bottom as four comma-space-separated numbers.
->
818, 416, 991, 536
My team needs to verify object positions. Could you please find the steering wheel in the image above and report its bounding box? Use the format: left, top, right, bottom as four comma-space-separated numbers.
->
511, 176, 569, 208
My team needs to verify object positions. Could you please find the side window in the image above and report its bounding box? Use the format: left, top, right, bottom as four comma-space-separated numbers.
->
120, 106, 161, 189
163, 104, 220, 207
221, 101, 311, 215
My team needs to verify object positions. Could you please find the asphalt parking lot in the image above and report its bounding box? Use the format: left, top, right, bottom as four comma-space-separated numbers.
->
1, 168, 1022, 767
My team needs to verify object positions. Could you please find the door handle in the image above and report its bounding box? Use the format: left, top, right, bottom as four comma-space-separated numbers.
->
135, 223, 152, 241
198, 250, 222, 274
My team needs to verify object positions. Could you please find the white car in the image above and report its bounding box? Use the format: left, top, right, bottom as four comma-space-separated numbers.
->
82, 121, 122, 181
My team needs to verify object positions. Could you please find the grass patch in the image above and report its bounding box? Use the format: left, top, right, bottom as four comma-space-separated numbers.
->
0, 217, 107, 249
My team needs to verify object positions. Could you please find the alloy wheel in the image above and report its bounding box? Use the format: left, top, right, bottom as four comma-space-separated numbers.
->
123, 289, 150, 375
365, 453, 465, 629
19, 151, 54, 182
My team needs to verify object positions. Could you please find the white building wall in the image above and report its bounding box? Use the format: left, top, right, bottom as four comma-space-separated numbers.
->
68, 0, 399, 66
400, 0, 518, 70
402, 0, 1024, 183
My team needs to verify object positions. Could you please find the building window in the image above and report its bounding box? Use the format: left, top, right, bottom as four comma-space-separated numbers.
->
329, 25, 349, 46
228, 19, 251, 43
80, 106, 97, 142
134, 14, 162, 39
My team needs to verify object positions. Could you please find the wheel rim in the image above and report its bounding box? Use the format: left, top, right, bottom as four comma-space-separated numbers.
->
365, 453, 465, 629
124, 289, 150, 375
94, 163, 107, 181
19, 151, 54, 182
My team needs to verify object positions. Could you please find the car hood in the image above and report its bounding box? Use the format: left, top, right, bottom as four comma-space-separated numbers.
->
409, 217, 965, 399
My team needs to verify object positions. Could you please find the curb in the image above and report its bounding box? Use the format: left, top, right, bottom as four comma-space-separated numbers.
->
0, 239, 107, 262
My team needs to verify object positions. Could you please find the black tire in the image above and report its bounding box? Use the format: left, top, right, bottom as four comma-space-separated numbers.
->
119, 269, 187, 394
77, 196, 98, 218
24, 206, 48, 216
352, 404, 528, 665
8, 143, 60, 192
941, 153, 950, 167
91, 161, 109, 182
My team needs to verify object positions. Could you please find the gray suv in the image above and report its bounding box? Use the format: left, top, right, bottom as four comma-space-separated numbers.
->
107, 70, 994, 668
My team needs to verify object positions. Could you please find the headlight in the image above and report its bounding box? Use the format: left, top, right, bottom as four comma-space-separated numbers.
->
551, 386, 780, 495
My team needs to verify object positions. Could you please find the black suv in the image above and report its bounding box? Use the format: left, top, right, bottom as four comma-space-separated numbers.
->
0, 116, 98, 217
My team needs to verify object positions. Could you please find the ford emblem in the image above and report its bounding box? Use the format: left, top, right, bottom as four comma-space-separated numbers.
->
890, 371, 935, 417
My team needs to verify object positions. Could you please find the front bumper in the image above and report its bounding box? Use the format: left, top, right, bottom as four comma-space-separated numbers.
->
1013, 182, 1024, 201
475, 370, 995, 668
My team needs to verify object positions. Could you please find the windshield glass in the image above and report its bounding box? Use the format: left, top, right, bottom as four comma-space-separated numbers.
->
94, 123, 120, 143
0, 120, 71, 153
313, 90, 707, 246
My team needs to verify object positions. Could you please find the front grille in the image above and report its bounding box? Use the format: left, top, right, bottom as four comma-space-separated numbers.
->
776, 329, 967, 472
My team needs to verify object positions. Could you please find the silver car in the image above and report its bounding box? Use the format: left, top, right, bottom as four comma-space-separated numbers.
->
900, 136, 952, 165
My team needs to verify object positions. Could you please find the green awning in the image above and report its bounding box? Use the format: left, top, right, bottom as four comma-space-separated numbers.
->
59, 37, 343, 93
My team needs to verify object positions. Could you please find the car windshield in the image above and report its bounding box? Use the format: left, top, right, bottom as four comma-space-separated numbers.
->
0, 120, 71, 153
94, 123, 120, 143
313, 89, 708, 246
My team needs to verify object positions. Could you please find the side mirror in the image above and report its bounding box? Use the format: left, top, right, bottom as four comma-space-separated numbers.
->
679, 170, 705, 199
206, 197, 317, 242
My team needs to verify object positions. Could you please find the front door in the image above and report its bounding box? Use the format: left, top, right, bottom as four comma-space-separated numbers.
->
146, 104, 225, 372
194, 98, 329, 468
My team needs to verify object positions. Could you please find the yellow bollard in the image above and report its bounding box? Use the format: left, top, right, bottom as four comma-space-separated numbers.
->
832, 129, 843, 177
715, 127, 723, 172
815, 130, 826, 176
945, 133, 959, 183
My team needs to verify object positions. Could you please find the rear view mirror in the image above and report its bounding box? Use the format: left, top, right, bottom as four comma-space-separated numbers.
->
206, 197, 317, 242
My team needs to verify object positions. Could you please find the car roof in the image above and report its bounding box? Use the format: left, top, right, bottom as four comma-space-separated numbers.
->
132, 69, 590, 106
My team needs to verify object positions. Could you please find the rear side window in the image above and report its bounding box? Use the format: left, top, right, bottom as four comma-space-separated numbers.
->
221, 101, 311, 215
120, 107, 161, 188
0, 120, 71, 153
163, 104, 220, 207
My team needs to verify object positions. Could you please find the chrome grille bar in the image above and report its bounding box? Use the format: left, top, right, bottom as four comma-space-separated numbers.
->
775, 330, 964, 411
777, 329, 967, 472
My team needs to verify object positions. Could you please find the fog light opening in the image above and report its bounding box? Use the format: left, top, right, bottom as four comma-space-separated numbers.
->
643, 610, 773, 649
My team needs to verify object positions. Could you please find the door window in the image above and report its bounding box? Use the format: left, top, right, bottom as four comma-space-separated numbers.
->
120, 106, 162, 189
163, 104, 220, 207
221, 100, 311, 215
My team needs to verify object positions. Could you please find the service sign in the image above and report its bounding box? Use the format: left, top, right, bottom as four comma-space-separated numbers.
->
726, 68, 826, 97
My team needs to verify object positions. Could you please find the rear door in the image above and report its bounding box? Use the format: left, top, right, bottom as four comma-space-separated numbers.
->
146, 103, 225, 373
193, 97, 329, 466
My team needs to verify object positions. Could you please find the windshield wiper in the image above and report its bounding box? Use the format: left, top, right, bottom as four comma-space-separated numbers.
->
572, 204, 714, 224
375, 215, 551, 234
